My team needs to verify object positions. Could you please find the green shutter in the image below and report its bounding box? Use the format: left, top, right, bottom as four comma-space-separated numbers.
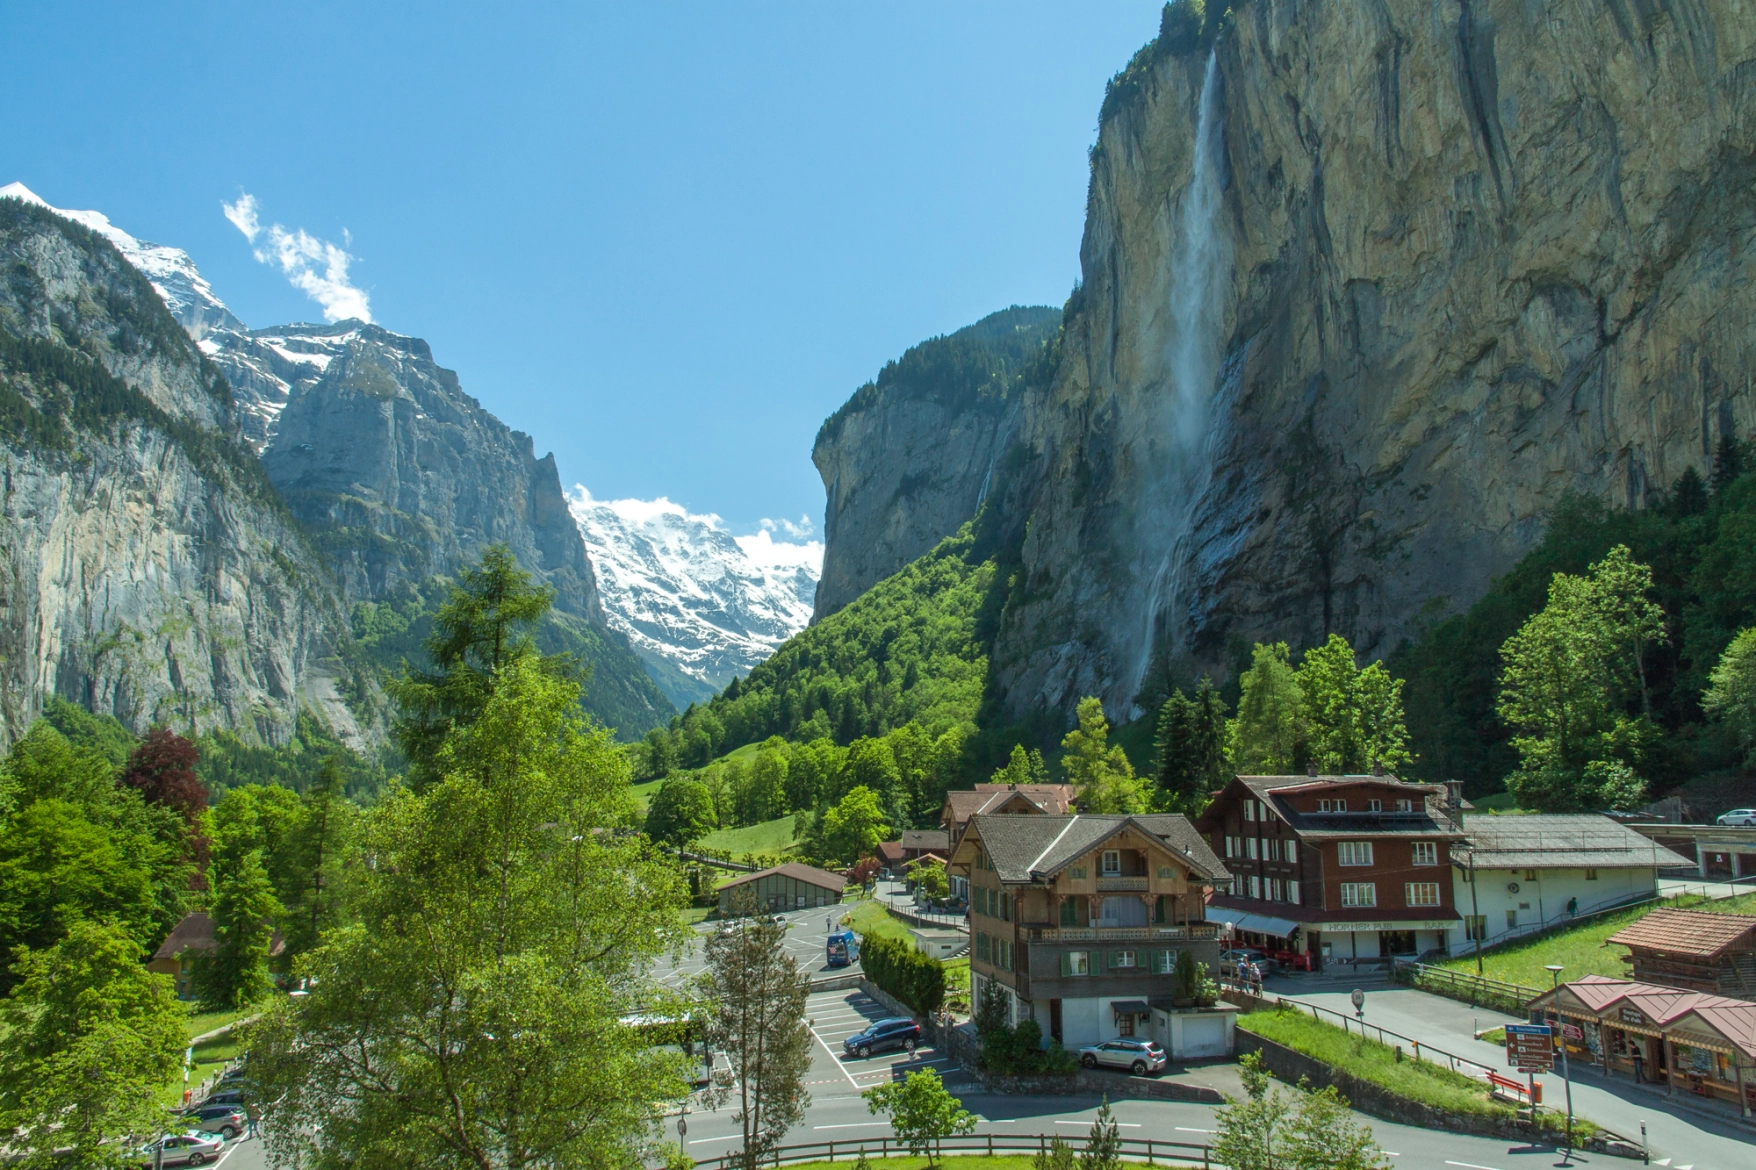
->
1060, 952, 1072, 976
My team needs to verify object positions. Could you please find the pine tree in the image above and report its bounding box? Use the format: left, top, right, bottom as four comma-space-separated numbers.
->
1080, 1096, 1123, 1170
195, 844, 282, 1009
1154, 678, 1227, 812
1228, 643, 1304, 774
1064, 699, 1148, 814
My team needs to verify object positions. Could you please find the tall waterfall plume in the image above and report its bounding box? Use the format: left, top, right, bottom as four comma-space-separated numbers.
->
1134, 49, 1233, 701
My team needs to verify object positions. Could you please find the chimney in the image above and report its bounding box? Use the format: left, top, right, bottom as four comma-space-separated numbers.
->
1371, 760, 1386, 777
1306, 761, 1318, 777
1446, 780, 1463, 808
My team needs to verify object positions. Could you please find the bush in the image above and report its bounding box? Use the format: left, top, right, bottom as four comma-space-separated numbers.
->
860, 933, 945, 1015
974, 981, 1076, 1076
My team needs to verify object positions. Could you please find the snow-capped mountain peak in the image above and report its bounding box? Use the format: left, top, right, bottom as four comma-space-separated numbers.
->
569, 488, 820, 706
1, 182, 245, 339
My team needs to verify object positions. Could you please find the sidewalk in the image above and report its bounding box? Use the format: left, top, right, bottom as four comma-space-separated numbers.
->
1259, 979, 1756, 1164
872, 879, 967, 931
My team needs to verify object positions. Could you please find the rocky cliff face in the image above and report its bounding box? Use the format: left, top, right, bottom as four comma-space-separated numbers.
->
989, 0, 1756, 720
811, 305, 1059, 617
0, 196, 357, 747
260, 323, 605, 622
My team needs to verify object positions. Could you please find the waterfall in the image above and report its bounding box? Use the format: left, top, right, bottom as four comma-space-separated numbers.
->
1133, 49, 1232, 699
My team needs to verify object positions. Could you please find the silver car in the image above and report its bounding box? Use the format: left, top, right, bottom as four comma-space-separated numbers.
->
1078, 1037, 1167, 1076
1717, 808, 1756, 826
138, 1131, 225, 1167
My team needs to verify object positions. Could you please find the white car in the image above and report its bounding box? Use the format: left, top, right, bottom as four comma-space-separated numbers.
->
1717, 809, 1756, 826
138, 1131, 225, 1167
1078, 1038, 1168, 1076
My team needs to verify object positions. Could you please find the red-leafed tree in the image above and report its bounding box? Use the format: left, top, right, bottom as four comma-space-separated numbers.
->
846, 856, 881, 888
119, 729, 207, 823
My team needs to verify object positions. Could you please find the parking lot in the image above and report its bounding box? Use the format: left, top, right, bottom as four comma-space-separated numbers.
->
801, 987, 967, 1093
655, 914, 863, 992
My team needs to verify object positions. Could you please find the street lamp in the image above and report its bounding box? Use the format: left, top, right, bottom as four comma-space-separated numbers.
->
1545, 963, 1574, 1153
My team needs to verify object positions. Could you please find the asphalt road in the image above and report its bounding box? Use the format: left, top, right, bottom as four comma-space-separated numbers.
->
656, 915, 860, 994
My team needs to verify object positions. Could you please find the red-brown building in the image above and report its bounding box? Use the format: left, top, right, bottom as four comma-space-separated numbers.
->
1193, 773, 1467, 968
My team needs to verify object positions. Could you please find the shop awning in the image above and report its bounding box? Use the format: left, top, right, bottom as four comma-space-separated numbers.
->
1110, 1000, 1150, 1016
1205, 908, 1301, 938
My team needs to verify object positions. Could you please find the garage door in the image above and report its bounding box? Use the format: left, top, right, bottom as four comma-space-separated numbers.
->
1181, 1016, 1226, 1058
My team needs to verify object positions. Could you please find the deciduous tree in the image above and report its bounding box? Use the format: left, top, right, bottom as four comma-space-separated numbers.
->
704, 889, 813, 1168
818, 785, 891, 865
1228, 643, 1304, 774
862, 1067, 975, 1164
1064, 698, 1147, 814
1703, 627, 1756, 761
646, 775, 719, 848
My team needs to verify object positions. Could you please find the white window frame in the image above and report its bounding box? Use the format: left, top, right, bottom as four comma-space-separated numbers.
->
1245, 837, 1258, 861
1287, 879, 1301, 905
1411, 841, 1437, 867
1244, 799, 1257, 822
1224, 836, 1235, 858
1249, 875, 1262, 899
1102, 850, 1121, 876
1338, 841, 1374, 867
1064, 950, 1090, 976
1269, 878, 1284, 901
1284, 840, 1298, 864
1405, 882, 1441, 908
1110, 949, 1137, 969
1340, 882, 1377, 908
1368, 799, 1383, 812
1395, 799, 1412, 812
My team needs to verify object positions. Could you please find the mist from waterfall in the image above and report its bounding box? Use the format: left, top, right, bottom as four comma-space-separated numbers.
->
1134, 49, 1232, 700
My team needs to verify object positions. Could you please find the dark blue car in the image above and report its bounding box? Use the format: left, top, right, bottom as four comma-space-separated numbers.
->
843, 1017, 920, 1059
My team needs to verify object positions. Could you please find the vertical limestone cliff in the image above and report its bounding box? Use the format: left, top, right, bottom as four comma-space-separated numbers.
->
811, 305, 1060, 618
983, 0, 1756, 721
0, 198, 356, 746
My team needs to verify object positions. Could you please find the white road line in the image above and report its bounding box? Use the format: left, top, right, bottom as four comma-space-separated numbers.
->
1176, 1127, 1213, 1134
687, 1135, 742, 1146
812, 1122, 891, 1130
807, 1019, 863, 1090
1053, 1120, 1141, 1128
1445, 1162, 1504, 1170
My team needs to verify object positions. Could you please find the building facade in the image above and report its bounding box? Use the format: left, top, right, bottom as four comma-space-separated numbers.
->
948, 813, 1228, 1053
717, 862, 847, 915
1449, 814, 1693, 956
1194, 774, 1467, 966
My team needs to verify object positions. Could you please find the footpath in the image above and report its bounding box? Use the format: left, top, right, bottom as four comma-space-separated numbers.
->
1260, 977, 1756, 1165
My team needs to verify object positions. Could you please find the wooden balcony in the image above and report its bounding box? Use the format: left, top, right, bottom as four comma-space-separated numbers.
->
1097, 876, 1149, 891
1022, 923, 1219, 942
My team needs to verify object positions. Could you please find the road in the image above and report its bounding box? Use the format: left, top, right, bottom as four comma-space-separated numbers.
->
655, 914, 862, 993
1263, 980, 1755, 1168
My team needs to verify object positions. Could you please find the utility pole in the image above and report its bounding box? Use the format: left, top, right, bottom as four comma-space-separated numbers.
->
1469, 851, 1485, 976
1546, 964, 1574, 1154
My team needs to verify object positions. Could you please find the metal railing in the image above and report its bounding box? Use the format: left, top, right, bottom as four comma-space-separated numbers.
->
686, 1132, 1216, 1168
1393, 961, 1539, 1012
1225, 981, 1497, 1080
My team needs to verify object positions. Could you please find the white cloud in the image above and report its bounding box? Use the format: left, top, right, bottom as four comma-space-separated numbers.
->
221, 193, 261, 241
221, 192, 371, 324
759, 514, 816, 540
736, 529, 824, 572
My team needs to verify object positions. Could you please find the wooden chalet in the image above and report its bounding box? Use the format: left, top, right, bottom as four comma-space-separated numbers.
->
1606, 908, 1756, 996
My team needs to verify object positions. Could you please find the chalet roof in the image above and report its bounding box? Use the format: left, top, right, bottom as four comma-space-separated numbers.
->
1455, 814, 1693, 870
942, 785, 1075, 826
719, 861, 848, 893
966, 814, 1226, 885
1224, 776, 1466, 841
1528, 975, 1756, 1062
875, 841, 907, 864
900, 829, 949, 852
1606, 908, 1756, 957
152, 912, 284, 961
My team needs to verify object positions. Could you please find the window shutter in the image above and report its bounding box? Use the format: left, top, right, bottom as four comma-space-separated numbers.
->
1060, 952, 1073, 976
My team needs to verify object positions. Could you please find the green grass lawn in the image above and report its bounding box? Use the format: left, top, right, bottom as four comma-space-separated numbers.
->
846, 899, 916, 944
700, 814, 798, 857
184, 1003, 253, 1041
1237, 1005, 1593, 1141
629, 777, 664, 808
1436, 891, 1756, 990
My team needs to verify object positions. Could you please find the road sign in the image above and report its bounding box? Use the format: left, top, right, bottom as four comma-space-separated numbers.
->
1350, 988, 1365, 1009
1561, 1023, 1583, 1042
1506, 1023, 1554, 1072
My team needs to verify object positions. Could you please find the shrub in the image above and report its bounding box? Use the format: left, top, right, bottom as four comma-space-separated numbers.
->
860, 933, 945, 1014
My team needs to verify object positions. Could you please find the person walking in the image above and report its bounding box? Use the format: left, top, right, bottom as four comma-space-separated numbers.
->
245, 1101, 261, 1139
1250, 965, 1264, 997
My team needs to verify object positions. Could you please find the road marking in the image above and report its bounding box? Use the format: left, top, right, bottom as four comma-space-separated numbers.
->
813, 1122, 891, 1130
687, 1135, 742, 1146
1176, 1127, 1214, 1134
1444, 1162, 1503, 1170
1054, 1120, 1141, 1128
806, 1018, 862, 1090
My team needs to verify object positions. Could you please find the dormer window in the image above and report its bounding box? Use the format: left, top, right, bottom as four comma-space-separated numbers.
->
1101, 850, 1121, 876
1244, 800, 1257, 822
1318, 799, 1347, 813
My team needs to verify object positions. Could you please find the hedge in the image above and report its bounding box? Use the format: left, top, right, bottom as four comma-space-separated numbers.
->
860, 933, 945, 1015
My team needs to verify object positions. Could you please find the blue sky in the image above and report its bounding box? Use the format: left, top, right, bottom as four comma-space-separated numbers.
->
2, 2, 1162, 539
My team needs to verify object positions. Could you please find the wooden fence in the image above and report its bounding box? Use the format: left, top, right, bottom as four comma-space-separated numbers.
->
686, 1132, 1216, 1168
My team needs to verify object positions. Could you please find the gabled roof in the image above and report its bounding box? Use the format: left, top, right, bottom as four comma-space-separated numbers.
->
900, 829, 949, 852
875, 841, 907, 864
965, 814, 1226, 884
1456, 814, 1693, 870
1607, 908, 1756, 957
152, 912, 285, 961
942, 785, 1075, 826
1199, 774, 1465, 840
719, 861, 848, 892
1529, 974, 1756, 1061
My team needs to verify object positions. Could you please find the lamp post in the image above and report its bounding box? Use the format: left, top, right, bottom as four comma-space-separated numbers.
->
1546, 963, 1574, 1153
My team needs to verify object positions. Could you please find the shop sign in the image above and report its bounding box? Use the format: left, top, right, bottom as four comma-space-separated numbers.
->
1619, 1007, 1645, 1025
1561, 1023, 1583, 1042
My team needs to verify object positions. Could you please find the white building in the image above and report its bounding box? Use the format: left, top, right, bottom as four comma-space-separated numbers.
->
1448, 814, 1693, 957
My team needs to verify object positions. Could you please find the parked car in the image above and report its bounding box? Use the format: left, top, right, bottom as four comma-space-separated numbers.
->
842, 1018, 921, 1059
181, 1105, 245, 1139
200, 1089, 247, 1109
137, 1132, 224, 1167
1078, 1038, 1168, 1076
1221, 948, 1271, 978
1717, 808, 1756, 826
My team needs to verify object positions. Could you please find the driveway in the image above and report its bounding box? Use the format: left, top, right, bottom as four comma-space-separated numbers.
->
1260, 978, 1756, 1166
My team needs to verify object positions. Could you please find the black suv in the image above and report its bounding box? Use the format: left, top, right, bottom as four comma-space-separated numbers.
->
843, 1018, 922, 1059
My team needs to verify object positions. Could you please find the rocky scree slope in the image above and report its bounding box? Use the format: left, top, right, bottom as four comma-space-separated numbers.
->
811, 305, 1060, 619
569, 490, 819, 707
0, 196, 356, 747
817, 0, 1756, 725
